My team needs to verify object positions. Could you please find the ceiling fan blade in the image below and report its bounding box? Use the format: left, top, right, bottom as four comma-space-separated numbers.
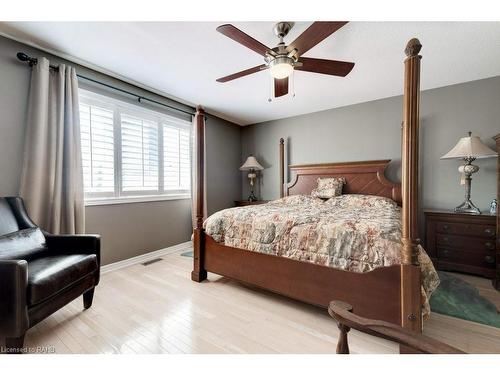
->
216, 64, 267, 83
296, 57, 354, 77
287, 22, 348, 56
217, 24, 271, 56
274, 77, 289, 97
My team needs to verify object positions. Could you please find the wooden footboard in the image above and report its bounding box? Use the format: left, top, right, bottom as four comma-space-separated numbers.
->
204, 234, 420, 326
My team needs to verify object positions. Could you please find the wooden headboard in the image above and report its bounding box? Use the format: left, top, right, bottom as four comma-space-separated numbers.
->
285, 160, 402, 205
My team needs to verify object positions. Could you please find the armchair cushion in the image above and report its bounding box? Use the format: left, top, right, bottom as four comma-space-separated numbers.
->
27, 254, 98, 306
0, 227, 47, 261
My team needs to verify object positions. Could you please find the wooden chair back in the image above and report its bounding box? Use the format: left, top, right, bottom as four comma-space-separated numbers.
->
328, 300, 465, 354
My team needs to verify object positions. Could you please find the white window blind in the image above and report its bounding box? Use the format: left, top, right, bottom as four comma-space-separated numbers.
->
121, 114, 159, 192
163, 125, 191, 191
79, 103, 115, 193
79, 89, 192, 204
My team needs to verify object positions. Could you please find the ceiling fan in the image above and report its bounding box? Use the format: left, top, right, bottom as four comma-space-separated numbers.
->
216, 22, 355, 98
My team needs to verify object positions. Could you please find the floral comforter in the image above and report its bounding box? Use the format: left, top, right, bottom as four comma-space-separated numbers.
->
204, 194, 440, 317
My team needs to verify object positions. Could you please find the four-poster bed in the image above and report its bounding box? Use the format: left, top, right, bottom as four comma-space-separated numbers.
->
192, 38, 425, 339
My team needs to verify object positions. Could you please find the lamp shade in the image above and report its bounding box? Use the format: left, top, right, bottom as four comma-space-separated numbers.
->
441, 132, 497, 160
240, 155, 264, 171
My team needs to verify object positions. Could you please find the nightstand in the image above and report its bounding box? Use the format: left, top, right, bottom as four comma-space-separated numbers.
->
234, 200, 269, 207
424, 210, 496, 282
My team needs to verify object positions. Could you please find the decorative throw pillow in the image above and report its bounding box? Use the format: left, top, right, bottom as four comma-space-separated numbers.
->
311, 177, 345, 199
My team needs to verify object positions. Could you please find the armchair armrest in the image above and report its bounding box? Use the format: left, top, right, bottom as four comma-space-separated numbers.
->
0, 260, 29, 338
328, 300, 465, 354
45, 234, 101, 265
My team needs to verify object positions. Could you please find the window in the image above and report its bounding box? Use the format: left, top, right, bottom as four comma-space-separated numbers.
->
121, 114, 159, 192
80, 103, 115, 194
163, 125, 191, 191
79, 89, 192, 204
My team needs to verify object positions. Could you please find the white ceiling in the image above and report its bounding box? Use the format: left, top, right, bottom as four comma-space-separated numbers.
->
1, 22, 500, 125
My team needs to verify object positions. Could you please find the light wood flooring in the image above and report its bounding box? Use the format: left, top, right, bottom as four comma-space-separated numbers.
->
21, 247, 500, 354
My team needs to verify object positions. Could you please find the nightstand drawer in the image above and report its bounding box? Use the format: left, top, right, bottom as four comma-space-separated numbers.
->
437, 247, 496, 268
436, 234, 496, 251
436, 222, 496, 238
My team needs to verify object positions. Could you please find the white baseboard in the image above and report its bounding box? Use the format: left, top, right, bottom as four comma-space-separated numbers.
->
101, 241, 192, 274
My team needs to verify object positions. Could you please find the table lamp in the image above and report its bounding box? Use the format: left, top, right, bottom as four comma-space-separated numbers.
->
240, 155, 264, 201
441, 131, 497, 214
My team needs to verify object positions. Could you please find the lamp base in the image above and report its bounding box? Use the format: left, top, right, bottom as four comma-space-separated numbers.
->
248, 192, 258, 202
454, 199, 481, 214
453, 157, 481, 215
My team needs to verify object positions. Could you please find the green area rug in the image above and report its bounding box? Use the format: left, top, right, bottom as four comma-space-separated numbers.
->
430, 271, 500, 328
181, 250, 193, 257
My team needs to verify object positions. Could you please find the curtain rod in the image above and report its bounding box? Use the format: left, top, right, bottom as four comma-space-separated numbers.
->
16, 52, 195, 117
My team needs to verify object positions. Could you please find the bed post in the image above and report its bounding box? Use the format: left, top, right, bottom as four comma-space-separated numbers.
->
279, 138, 285, 198
400, 38, 423, 337
191, 105, 207, 282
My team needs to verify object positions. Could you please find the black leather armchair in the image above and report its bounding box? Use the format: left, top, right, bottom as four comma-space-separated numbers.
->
0, 197, 100, 352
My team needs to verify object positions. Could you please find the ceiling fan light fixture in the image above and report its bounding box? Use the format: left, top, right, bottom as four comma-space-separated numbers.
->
269, 56, 294, 79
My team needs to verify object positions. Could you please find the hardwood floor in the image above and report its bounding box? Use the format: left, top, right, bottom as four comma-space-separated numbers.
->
21, 247, 500, 354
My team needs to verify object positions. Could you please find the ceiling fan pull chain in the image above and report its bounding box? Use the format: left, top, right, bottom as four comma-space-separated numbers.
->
268, 73, 273, 102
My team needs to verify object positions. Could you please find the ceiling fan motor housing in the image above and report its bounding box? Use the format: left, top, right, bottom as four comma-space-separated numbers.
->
265, 22, 301, 68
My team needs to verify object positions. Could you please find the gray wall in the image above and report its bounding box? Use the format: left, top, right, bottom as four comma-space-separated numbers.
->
242, 77, 500, 216
0, 35, 241, 265
85, 200, 192, 265
206, 114, 242, 215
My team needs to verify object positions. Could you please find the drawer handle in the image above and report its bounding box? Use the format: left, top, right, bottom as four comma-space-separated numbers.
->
442, 236, 449, 243
441, 249, 450, 257
442, 225, 450, 231
485, 242, 495, 250
485, 255, 495, 264
484, 228, 495, 237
